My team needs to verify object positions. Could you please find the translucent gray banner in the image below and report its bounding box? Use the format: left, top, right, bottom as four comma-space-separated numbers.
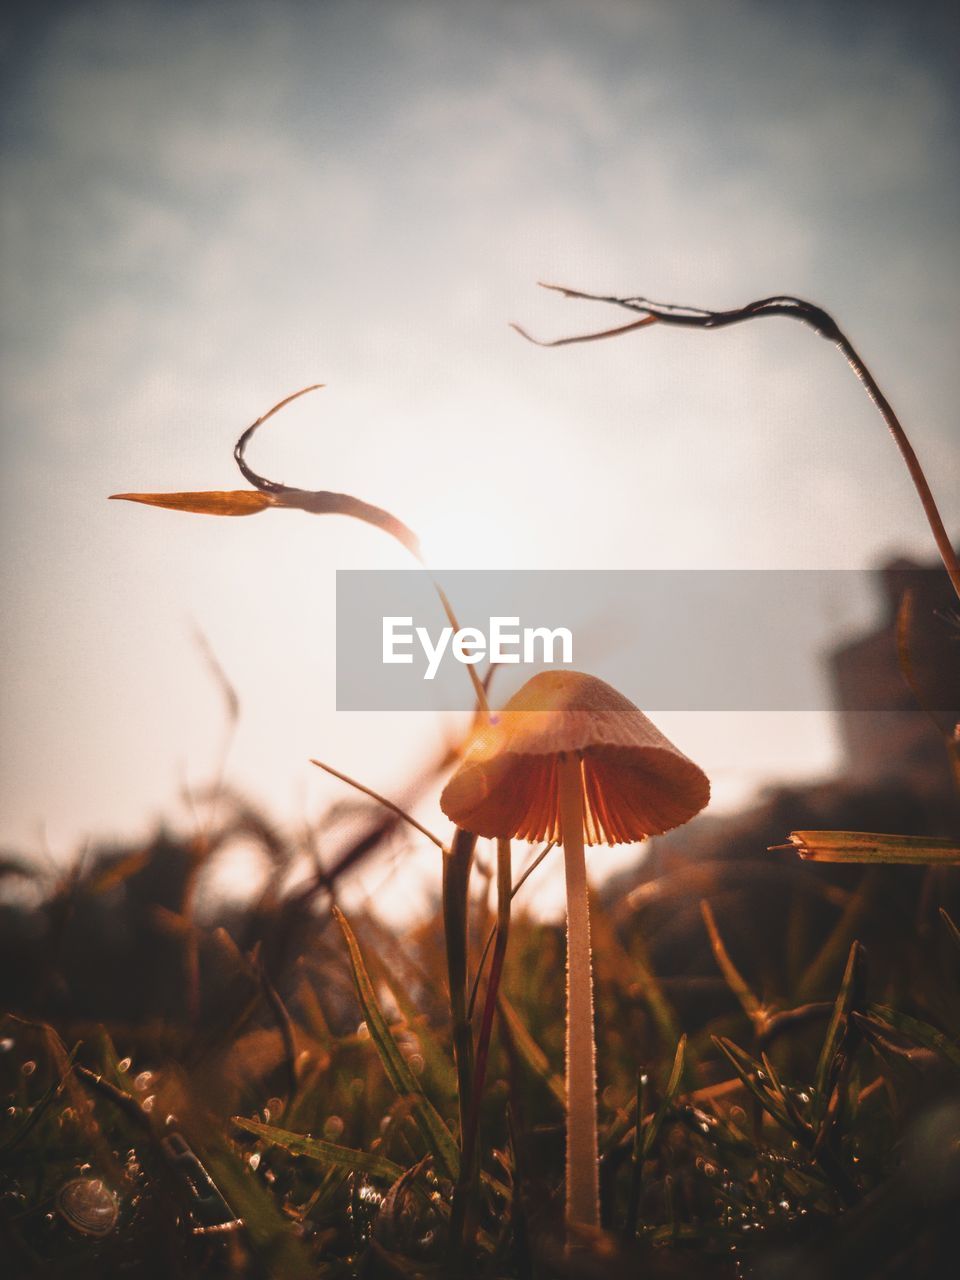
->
335, 568, 959, 713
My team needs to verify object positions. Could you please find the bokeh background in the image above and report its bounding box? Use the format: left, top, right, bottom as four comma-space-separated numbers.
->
2, 0, 958, 916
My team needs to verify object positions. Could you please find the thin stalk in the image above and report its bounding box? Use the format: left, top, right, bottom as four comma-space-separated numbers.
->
454, 838, 512, 1264
470, 838, 513, 1125
624, 1066, 647, 1239
443, 829, 477, 1142
445, 827, 477, 1269
519, 286, 960, 605
558, 752, 600, 1233
467, 841, 555, 1020
309, 758, 448, 851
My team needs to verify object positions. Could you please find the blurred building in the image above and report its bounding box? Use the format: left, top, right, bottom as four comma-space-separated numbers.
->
828, 554, 960, 799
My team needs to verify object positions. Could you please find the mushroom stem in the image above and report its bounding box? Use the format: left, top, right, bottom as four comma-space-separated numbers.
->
558, 751, 600, 1232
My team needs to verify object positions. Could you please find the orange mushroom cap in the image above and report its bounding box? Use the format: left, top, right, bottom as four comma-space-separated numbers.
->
440, 670, 710, 845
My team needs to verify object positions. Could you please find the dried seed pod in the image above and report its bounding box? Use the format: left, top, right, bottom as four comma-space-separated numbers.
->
56, 1178, 119, 1238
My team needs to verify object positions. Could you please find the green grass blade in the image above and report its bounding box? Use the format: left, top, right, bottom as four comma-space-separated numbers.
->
863, 1003, 960, 1072
712, 1036, 796, 1134
642, 1034, 686, 1158
198, 1140, 314, 1278
497, 994, 565, 1106
813, 941, 863, 1121
232, 1117, 404, 1181
334, 906, 460, 1182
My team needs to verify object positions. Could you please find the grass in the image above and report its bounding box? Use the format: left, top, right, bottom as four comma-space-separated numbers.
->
1, 779, 959, 1277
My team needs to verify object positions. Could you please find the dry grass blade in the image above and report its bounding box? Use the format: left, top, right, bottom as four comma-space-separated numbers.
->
784, 831, 960, 864
112, 384, 492, 716
87, 848, 150, 893
700, 900, 765, 1030
310, 759, 448, 852
232, 384, 423, 556
109, 489, 275, 515
940, 906, 960, 952
509, 315, 657, 347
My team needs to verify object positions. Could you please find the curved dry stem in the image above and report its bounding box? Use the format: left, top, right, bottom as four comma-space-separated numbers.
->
519, 286, 960, 603
233, 384, 490, 717
233, 384, 424, 555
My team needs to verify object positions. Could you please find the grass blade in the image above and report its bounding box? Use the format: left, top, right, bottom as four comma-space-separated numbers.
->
334, 906, 460, 1182
784, 831, 960, 864
642, 1035, 686, 1158
861, 1003, 960, 1072
940, 907, 960, 953
712, 1036, 795, 1134
110, 490, 274, 516
497, 994, 565, 1106
813, 941, 865, 1122
232, 1117, 403, 1181
700, 900, 764, 1030
624, 1066, 647, 1238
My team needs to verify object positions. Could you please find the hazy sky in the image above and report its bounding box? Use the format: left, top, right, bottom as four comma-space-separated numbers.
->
1, 1, 958, 911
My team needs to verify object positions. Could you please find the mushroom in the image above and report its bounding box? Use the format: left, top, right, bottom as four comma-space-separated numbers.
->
440, 669, 709, 1235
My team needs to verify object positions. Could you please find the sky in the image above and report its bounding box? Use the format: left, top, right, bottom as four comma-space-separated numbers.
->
1, 0, 958, 916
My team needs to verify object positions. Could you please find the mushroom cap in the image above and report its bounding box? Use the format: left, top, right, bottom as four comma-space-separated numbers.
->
440, 670, 710, 845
